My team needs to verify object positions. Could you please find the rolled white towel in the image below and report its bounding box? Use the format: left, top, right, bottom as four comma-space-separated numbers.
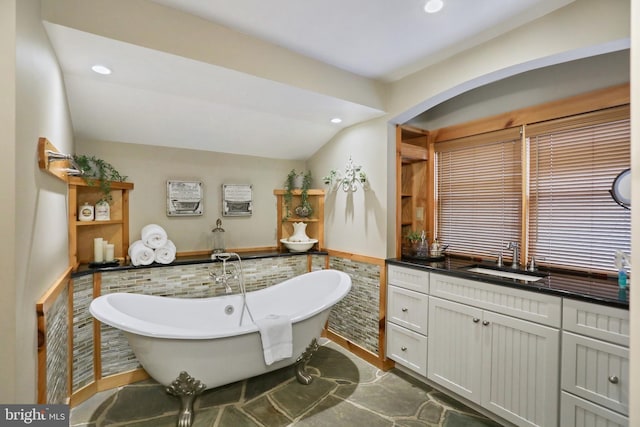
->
154, 240, 176, 264
128, 240, 155, 266
141, 224, 168, 249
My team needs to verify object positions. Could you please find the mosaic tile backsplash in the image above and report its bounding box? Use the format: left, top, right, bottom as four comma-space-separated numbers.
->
327, 258, 382, 355
72, 275, 94, 393
46, 254, 382, 403
46, 287, 68, 404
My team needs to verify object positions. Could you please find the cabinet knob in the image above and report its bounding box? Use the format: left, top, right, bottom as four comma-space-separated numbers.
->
608, 375, 619, 384
472, 318, 480, 323
482, 320, 490, 326
401, 307, 408, 312
401, 346, 407, 351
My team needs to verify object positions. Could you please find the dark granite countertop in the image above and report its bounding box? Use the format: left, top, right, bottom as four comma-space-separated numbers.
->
71, 249, 328, 278
387, 256, 629, 309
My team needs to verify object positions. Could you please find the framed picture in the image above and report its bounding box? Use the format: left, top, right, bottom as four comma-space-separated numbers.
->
167, 180, 203, 216
223, 184, 252, 216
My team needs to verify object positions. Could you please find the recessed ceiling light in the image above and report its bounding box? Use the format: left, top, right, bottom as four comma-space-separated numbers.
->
91, 65, 112, 75
331, 118, 342, 124
424, 0, 444, 13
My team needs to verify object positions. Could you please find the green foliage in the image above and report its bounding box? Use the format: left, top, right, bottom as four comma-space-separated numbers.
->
283, 169, 313, 222
73, 154, 127, 203
405, 230, 423, 242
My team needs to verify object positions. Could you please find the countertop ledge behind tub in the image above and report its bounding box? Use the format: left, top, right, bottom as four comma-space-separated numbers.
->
387, 256, 629, 309
71, 250, 328, 278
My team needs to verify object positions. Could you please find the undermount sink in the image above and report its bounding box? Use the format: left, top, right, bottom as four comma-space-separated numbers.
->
465, 267, 546, 282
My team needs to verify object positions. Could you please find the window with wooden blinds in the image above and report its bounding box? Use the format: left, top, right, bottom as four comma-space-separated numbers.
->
527, 107, 630, 273
435, 128, 522, 258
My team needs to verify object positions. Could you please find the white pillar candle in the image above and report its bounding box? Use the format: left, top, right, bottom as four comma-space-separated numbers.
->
105, 244, 115, 262
103, 240, 108, 259
94, 238, 104, 263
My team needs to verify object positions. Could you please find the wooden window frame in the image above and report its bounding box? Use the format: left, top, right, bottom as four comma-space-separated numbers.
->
428, 83, 630, 270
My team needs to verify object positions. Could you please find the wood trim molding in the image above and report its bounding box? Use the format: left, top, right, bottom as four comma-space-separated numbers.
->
431, 83, 630, 143
327, 249, 385, 267
323, 329, 394, 371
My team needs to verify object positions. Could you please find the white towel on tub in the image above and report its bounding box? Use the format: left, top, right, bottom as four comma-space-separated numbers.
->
141, 224, 168, 249
154, 240, 176, 264
255, 314, 292, 365
128, 240, 155, 266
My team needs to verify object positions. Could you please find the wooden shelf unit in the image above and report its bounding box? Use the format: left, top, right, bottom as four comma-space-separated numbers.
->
274, 189, 325, 252
68, 177, 134, 269
396, 125, 431, 257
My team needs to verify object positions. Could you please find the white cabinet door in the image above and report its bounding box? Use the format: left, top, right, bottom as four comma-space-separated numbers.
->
562, 332, 629, 415
482, 310, 560, 427
427, 296, 483, 403
387, 285, 428, 334
561, 392, 628, 427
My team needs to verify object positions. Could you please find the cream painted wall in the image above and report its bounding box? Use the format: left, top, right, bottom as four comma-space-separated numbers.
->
308, 118, 389, 258
409, 50, 630, 130
77, 140, 305, 252
0, 0, 17, 404
629, 1, 638, 425
9, 0, 74, 403
389, 0, 630, 123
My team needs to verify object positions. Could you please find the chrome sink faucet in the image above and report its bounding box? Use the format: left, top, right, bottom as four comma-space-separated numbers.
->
506, 242, 519, 268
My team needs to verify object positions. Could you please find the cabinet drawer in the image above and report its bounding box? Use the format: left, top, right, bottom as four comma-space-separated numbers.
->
562, 332, 629, 415
386, 322, 428, 377
561, 392, 628, 427
387, 285, 428, 334
563, 299, 629, 346
430, 273, 561, 327
388, 265, 429, 293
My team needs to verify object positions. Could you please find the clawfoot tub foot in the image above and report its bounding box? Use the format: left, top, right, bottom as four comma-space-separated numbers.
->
166, 371, 206, 427
295, 338, 320, 385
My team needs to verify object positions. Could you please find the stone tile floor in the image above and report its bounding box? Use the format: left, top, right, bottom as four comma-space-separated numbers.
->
71, 340, 504, 426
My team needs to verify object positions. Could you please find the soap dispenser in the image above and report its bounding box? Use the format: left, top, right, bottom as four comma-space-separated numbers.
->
430, 238, 441, 257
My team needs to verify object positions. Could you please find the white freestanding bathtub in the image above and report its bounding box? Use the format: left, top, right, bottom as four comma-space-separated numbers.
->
89, 269, 351, 390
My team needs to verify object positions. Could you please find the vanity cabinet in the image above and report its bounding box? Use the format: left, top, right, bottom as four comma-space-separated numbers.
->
274, 189, 324, 251
560, 299, 629, 426
385, 265, 429, 376
68, 177, 134, 269
427, 273, 561, 427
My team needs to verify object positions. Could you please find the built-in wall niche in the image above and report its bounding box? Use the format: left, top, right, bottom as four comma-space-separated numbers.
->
396, 125, 430, 258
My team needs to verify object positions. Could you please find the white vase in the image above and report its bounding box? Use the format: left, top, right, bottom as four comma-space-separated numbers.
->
289, 222, 310, 242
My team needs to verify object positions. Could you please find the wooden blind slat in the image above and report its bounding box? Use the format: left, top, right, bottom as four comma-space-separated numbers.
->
528, 115, 630, 273
435, 105, 630, 274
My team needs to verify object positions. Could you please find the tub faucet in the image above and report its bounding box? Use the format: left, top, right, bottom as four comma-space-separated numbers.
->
506, 242, 519, 268
209, 260, 238, 294
209, 270, 234, 294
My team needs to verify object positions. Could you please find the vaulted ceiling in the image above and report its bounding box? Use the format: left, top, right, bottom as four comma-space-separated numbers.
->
43, 0, 574, 159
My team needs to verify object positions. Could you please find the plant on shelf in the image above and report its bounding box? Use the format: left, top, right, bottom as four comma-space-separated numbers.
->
404, 230, 428, 258
405, 230, 422, 244
73, 154, 127, 203
283, 169, 313, 221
